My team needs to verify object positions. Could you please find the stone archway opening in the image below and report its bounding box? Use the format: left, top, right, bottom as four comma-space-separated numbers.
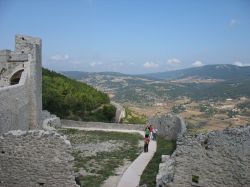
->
10, 69, 24, 85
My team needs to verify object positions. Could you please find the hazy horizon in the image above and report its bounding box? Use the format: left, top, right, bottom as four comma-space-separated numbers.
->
59, 63, 250, 76
1, 0, 250, 74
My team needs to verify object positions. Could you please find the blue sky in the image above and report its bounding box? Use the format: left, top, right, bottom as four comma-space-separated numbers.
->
0, 0, 250, 74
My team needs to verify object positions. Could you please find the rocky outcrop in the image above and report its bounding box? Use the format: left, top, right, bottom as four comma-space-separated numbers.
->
0, 130, 79, 187
148, 113, 186, 140
157, 126, 250, 187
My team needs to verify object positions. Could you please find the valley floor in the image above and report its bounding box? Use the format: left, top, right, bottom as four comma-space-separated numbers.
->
128, 97, 250, 133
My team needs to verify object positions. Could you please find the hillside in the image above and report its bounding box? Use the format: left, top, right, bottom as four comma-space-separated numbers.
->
140, 64, 250, 80
62, 65, 250, 105
62, 71, 127, 81
42, 68, 116, 122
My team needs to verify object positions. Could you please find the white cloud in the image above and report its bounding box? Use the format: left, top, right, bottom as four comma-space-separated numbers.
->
143, 62, 159, 68
230, 19, 238, 28
50, 54, 69, 61
167, 58, 181, 66
233, 61, 250, 67
192, 60, 204, 67
90, 61, 103, 67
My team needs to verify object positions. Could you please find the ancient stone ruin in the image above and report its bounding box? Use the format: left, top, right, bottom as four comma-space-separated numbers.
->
155, 114, 250, 187
1, 35, 250, 187
0, 35, 78, 187
0, 35, 43, 133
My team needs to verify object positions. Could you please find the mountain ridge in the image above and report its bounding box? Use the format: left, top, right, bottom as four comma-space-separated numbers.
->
138, 64, 250, 80
62, 64, 250, 82
61, 64, 250, 105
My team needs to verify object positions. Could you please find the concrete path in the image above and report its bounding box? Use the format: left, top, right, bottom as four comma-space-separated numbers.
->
62, 125, 157, 187
117, 133, 156, 187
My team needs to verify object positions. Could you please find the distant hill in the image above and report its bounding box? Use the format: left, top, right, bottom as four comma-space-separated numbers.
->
42, 68, 116, 122
61, 71, 153, 93
62, 71, 128, 80
140, 64, 250, 81
61, 65, 250, 104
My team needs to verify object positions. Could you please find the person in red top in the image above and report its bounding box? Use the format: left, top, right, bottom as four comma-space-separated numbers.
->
149, 125, 153, 139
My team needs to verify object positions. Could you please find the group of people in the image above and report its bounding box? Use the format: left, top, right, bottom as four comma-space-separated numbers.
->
144, 125, 157, 152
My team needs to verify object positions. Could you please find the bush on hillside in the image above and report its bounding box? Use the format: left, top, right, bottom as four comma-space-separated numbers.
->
42, 68, 115, 122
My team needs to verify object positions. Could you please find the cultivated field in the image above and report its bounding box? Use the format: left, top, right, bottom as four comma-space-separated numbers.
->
128, 97, 250, 134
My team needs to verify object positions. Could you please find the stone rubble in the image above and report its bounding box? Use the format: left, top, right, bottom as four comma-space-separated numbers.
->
156, 125, 250, 187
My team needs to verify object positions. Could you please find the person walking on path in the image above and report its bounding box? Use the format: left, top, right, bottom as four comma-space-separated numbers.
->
149, 125, 153, 139
144, 135, 150, 152
152, 127, 158, 141
145, 126, 150, 137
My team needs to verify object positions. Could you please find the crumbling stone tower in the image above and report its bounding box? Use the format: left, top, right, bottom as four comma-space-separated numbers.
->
0, 35, 78, 187
0, 35, 42, 133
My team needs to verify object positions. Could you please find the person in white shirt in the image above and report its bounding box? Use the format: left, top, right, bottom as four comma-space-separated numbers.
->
152, 128, 158, 141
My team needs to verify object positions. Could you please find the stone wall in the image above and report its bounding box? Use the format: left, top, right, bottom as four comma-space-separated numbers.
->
15, 35, 43, 129
0, 67, 29, 133
0, 35, 42, 133
111, 102, 126, 123
157, 126, 250, 187
0, 50, 28, 87
148, 113, 186, 140
62, 119, 145, 131
0, 130, 79, 187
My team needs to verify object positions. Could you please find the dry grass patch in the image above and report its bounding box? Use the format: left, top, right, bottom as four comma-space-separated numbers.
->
58, 128, 143, 187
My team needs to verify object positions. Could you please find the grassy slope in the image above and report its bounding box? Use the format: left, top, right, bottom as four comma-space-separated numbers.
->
122, 107, 147, 124
140, 137, 176, 187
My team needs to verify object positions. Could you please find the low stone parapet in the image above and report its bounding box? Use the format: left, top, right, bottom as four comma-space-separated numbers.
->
61, 119, 145, 131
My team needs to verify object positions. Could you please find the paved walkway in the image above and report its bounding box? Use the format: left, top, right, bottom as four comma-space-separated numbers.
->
117, 132, 156, 187
62, 125, 157, 187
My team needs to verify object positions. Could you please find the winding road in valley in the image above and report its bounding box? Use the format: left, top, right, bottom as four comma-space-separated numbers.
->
62, 125, 157, 187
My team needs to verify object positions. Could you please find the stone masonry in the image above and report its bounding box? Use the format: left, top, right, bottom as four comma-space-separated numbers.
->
0, 130, 78, 187
157, 126, 250, 187
0, 35, 42, 133
0, 35, 77, 187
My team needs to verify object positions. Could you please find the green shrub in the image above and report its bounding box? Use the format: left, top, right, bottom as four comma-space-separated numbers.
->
122, 107, 147, 124
42, 68, 115, 122
103, 104, 116, 121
